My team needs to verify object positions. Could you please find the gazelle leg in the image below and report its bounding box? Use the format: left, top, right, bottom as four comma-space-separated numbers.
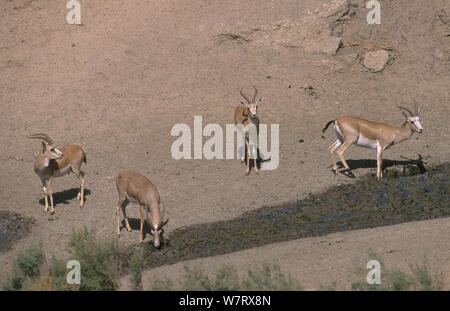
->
121, 203, 132, 232
48, 176, 55, 214
245, 140, 250, 175
139, 206, 145, 243
376, 145, 384, 179
42, 180, 49, 213
329, 140, 342, 174
80, 172, 85, 207
253, 145, 259, 173
116, 202, 121, 236
336, 141, 355, 173
239, 145, 245, 163
73, 168, 85, 207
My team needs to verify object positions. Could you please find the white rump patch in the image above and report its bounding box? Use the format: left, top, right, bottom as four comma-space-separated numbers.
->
333, 123, 344, 142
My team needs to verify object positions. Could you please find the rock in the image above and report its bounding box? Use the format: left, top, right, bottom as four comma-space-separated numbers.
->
317, 0, 349, 18
363, 50, 393, 72
216, 0, 347, 56
307, 36, 343, 56
338, 52, 359, 64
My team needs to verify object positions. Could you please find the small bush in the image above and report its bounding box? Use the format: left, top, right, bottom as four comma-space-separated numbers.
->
409, 261, 444, 290
128, 248, 144, 290
242, 263, 302, 291
351, 254, 444, 291
213, 265, 240, 291
3, 229, 121, 291
3, 244, 44, 291
66, 228, 121, 291
180, 265, 214, 290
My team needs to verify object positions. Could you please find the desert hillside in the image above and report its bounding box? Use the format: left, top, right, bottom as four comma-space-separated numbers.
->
0, 0, 449, 290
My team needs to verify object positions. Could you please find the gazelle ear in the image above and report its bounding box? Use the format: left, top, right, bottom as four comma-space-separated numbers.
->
238, 99, 247, 107
401, 111, 408, 120
41, 141, 47, 152
257, 95, 264, 105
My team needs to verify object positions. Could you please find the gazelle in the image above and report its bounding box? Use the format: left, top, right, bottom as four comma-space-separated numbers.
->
322, 101, 423, 179
234, 85, 264, 175
115, 171, 168, 247
28, 133, 86, 214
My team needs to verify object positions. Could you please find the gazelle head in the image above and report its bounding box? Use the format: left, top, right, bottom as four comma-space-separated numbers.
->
238, 86, 263, 118
398, 99, 423, 133
28, 133, 64, 160
148, 202, 168, 248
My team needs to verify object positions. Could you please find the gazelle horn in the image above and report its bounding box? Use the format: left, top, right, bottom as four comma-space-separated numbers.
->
240, 87, 251, 105
397, 106, 413, 116
252, 85, 258, 102
28, 133, 54, 145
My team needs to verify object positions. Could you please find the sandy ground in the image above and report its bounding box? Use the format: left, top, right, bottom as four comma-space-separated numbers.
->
0, 0, 449, 289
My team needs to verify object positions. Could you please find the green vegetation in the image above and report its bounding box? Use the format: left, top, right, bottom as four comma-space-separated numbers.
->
3, 228, 123, 291
147, 253, 445, 291
148, 263, 302, 291
351, 260, 444, 291
2, 230, 445, 291
128, 248, 144, 290
66, 228, 121, 290
3, 243, 44, 290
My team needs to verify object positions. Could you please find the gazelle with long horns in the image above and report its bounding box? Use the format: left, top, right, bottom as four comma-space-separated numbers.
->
322, 100, 423, 179
234, 86, 264, 175
115, 171, 168, 247
28, 133, 86, 214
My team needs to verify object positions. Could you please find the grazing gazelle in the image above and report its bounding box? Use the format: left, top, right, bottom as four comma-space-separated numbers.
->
115, 171, 168, 247
28, 133, 86, 214
322, 101, 423, 179
234, 85, 264, 175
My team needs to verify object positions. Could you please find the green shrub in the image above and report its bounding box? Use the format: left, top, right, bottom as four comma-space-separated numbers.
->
66, 228, 121, 291
409, 261, 444, 290
180, 265, 213, 290
213, 264, 240, 291
3, 244, 44, 291
351, 254, 444, 291
242, 263, 302, 291
128, 248, 144, 290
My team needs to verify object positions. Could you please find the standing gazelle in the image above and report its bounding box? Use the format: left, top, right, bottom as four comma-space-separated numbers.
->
28, 133, 86, 214
115, 171, 168, 247
322, 100, 423, 179
234, 86, 264, 175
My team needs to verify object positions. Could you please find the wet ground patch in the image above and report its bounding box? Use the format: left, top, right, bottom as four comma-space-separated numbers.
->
134, 164, 449, 270
0, 211, 34, 252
